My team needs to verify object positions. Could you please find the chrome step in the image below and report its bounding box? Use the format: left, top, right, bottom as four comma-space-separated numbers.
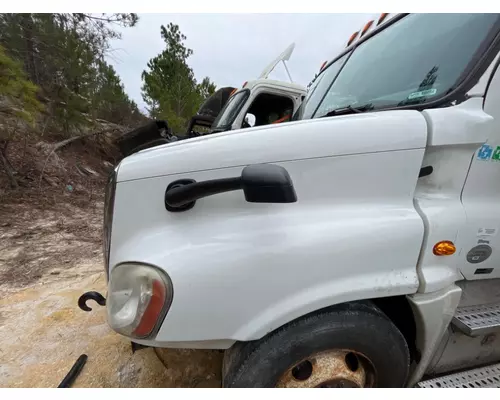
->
417, 363, 500, 388
451, 302, 500, 336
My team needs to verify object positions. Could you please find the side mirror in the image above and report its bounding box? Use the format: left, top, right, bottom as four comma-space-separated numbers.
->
241, 164, 296, 203
243, 113, 256, 128
164, 163, 297, 211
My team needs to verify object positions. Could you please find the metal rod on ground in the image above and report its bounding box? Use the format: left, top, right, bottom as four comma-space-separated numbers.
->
58, 354, 88, 388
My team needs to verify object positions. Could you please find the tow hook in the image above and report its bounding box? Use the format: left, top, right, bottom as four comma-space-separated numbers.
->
78, 291, 106, 311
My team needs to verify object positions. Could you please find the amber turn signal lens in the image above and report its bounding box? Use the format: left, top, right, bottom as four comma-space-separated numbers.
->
433, 241, 456, 256
378, 13, 388, 26
360, 20, 374, 37
347, 31, 359, 46
132, 279, 167, 338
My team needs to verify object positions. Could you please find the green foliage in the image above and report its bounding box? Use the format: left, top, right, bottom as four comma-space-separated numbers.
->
141, 23, 216, 133
0, 13, 145, 135
198, 77, 217, 100
0, 14, 218, 140
91, 60, 148, 126
0, 44, 43, 127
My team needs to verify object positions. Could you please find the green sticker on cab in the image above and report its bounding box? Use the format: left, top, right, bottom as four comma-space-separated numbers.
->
408, 88, 437, 100
492, 146, 500, 161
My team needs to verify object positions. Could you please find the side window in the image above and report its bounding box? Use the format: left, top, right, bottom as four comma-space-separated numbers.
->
212, 90, 249, 131
242, 93, 294, 128
294, 53, 349, 120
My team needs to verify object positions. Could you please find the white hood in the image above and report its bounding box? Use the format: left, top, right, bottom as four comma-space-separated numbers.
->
116, 111, 423, 183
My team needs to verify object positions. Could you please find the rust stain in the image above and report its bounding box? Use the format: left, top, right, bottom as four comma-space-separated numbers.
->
276, 350, 371, 388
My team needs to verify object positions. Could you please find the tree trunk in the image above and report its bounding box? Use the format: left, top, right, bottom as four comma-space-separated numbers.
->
20, 14, 38, 84
0, 147, 18, 189
38, 127, 116, 189
2, 140, 15, 172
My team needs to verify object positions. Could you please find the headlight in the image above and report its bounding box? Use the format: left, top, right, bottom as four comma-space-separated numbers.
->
107, 263, 173, 339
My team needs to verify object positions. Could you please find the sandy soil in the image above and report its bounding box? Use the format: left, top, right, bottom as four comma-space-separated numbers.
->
0, 196, 222, 388
0, 272, 222, 388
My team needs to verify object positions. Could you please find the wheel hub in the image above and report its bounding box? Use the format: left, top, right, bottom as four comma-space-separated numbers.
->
276, 350, 375, 388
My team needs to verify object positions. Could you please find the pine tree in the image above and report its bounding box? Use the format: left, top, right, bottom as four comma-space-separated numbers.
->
141, 23, 216, 133
0, 13, 144, 135
0, 44, 43, 187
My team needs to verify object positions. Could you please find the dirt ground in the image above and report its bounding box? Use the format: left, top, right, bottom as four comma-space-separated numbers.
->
0, 194, 222, 388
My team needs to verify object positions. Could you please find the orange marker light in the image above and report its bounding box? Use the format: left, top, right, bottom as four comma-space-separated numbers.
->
378, 13, 389, 26
347, 31, 359, 47
320, 61, 327, 72
360, 20, 374, 37
433, 241, 456, 256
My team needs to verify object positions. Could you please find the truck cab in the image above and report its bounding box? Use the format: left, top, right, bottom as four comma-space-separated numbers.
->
82, 13, 500, 388
209, 79, 304, 133
188, 43, 306, 136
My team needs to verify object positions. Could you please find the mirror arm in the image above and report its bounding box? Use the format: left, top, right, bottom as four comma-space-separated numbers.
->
165, 177, 242, 209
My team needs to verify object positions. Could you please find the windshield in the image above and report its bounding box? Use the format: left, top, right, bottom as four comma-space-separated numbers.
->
211, 89, 249, 130
303, 13, 499, 119
293, 54, 349, 121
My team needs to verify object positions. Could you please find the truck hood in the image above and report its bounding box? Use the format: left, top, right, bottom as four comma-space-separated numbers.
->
116, 111, 425, 182
116, 121, 296, 182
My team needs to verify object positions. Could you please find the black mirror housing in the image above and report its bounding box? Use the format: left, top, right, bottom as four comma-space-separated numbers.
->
164, 163, 297, 212
241, 164, 297, 203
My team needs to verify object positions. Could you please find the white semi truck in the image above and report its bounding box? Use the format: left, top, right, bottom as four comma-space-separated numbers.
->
80, 13, 500, 387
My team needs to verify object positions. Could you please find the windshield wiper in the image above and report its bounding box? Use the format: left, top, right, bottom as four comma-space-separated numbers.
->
322, 103, 374, 118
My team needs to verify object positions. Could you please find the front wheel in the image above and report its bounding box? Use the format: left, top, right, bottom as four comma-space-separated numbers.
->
223, 302, 410, 388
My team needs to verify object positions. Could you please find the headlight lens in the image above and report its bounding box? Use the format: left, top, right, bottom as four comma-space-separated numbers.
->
107, 263, 173, 339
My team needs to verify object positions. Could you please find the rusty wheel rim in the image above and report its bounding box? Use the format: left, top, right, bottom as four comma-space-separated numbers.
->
276, 350, 376, 388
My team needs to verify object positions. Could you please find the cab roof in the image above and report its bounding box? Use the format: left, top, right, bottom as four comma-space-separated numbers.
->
344, 13, 399, 50
226, 42, 307, 99
242, 79, 306, 94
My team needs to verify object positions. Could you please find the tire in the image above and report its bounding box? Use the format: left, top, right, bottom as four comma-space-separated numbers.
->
223, 302, 410, 388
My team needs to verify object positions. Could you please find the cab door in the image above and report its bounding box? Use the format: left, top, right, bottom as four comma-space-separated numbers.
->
455, 64, 500, 280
